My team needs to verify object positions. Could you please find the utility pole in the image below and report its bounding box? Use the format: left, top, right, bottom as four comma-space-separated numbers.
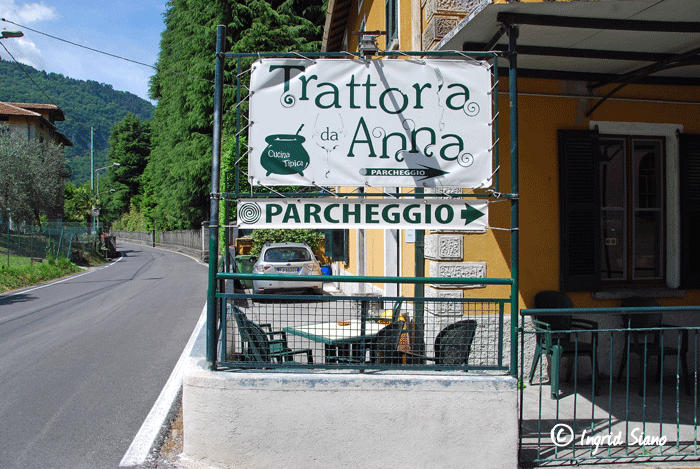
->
90, 127, 94, 191
90, 128, 94, 233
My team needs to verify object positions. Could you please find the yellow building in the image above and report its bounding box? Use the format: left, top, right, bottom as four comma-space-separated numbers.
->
0, 101, 73, 220
321, 0, 700, 313
0, 101, 72, 147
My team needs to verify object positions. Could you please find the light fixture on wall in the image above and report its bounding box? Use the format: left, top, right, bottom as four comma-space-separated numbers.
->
355, 30, 385, 57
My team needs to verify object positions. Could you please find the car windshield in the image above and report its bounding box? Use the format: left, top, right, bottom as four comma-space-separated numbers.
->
263, 247, 312, 263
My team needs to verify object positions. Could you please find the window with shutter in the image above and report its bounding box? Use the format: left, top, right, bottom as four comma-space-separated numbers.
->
680, 134, 700, 289
385, 0, 397, 45
560, 124, 684, 293
558, 129, 600, 292
325, 229, 349, 263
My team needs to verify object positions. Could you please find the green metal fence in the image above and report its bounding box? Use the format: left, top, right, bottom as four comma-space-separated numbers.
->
520, 306, 700, 466
0, 220, 99, 265
216, 274, 512, 372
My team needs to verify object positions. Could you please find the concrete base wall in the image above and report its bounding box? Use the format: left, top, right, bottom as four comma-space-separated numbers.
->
182, 364, 518, 469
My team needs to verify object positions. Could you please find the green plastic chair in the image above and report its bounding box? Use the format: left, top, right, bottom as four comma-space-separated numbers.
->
617, 297, 690, 396
232, 306, 313, 364
529, 291, 600, 400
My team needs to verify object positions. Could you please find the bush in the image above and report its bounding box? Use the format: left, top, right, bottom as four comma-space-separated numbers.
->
248, 229, 323, 257
0, 258, 80, 292
112, 204, 149, 231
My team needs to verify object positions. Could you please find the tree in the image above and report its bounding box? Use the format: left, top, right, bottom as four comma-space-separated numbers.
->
107, 113, 151, 215
63, 182, 94, 223
0, 59, 154, 185
0, 128, 67, 225
144, 0, 325, 230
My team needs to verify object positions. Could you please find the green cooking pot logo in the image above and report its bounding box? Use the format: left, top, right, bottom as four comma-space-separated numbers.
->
260, 124, 310, 177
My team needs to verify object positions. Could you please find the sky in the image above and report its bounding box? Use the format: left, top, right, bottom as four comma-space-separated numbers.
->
0, 0, 166, 102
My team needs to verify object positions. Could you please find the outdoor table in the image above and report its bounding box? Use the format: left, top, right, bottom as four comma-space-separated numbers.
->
283, 320, 387, 364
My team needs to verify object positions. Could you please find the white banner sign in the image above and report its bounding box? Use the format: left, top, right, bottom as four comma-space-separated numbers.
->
248, 58, 493, 188
237, 198, 488, 231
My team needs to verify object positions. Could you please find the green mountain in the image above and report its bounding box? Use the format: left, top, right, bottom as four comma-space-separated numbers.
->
0, 59, 154, 184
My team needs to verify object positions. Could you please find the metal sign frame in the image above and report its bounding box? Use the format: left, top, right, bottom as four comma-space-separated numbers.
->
207, 24, 519, 377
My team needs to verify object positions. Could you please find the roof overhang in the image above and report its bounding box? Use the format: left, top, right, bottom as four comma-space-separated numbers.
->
436, 0, 700, 87
322, 0, 353, 52
54, 131, 73, 147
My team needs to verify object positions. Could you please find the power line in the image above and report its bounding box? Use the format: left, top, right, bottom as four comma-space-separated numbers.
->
1, 18, 221, 87
0, 41, 109, 155
3, 17, 156, 70
0, 41, 60, 108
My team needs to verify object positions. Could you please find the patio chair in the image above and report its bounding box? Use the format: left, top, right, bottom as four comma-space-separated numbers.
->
528, 291, 600, 400
617, 297, 690, 396
325, 300, 405, 365
232, 306, 313, 364
369, 320, 407, 365
367, 312, 433, 365
434, 320, 477, 365
402, 320, 477, 366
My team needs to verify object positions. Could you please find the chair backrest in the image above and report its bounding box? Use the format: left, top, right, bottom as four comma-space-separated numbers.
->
391, 300, 403, 322
232, 306, 271, 362
533, 291, 573, 330
372, 321, 406, 365
620, 297, 662, 328
434, 320, 477, 365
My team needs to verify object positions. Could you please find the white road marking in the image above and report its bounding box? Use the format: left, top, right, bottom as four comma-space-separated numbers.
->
119, 303, 207, 467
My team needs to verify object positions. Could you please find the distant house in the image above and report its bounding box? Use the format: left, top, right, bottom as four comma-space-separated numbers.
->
0, 102, 73, 222
0, 101, 72, 147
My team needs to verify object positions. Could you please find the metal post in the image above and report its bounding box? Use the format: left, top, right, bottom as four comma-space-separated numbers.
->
207, 25, 226, 370
414, 187, 424, 332
6, 209, 10, 267
507, 23, 520, 378
90, 127, 94, 234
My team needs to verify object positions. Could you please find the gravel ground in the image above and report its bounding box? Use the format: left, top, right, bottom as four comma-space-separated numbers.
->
153, 404, 184, 469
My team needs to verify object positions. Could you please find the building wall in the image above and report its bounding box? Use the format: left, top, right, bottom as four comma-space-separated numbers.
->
332, 74, 700, 313
6, 115, 58, 145
331, 0, 700, 314
514, 77, 700, 309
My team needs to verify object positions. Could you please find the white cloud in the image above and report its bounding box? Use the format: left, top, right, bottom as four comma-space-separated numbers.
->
3, 36, 46, 69
0, 0, 58, 24
16, 2, 56, 23
0, 0, 158, 101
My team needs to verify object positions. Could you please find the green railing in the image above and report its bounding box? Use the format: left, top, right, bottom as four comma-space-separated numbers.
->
520, 306, 700, 466
1, 221, 98, 264
215, 273, 513, 372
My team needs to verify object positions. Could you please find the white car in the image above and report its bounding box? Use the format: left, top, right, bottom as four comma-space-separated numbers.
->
251, 242, 323, 294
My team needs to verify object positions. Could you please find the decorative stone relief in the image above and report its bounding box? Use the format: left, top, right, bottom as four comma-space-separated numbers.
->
425, 234, 463, 260
422, 16, 459, 50
425, 286, 463, 316
425, 0, 476, 23
429, 261, 486, 289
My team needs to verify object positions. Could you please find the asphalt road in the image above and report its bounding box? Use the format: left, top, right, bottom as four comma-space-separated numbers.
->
0, 241, 208, 469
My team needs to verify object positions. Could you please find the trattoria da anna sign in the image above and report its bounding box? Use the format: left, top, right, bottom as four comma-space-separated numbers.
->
237, 198, 488, 231
248, 58, 493, 188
